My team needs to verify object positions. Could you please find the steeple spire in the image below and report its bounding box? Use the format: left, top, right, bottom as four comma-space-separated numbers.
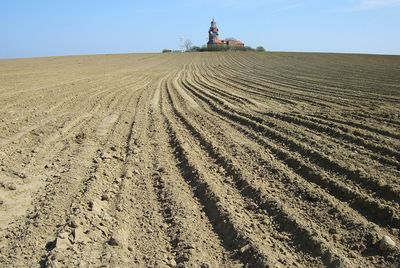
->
210, 16, 217, 28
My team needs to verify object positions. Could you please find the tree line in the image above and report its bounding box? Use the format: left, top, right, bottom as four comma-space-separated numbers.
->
163, 40, 267, 53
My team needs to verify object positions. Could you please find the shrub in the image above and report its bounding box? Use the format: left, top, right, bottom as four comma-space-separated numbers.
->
179, 44, 265, 53
244, 46, 255, 51
188, 46, 201, 52
256, 46, 266, 52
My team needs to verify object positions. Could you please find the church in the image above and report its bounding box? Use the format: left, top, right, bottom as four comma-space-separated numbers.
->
207, 17, 245, 49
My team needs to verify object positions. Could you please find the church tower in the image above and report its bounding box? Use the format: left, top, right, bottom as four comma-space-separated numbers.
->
208, 17, 219, 45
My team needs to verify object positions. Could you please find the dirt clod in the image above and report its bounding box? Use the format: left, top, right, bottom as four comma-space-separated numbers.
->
75, 132, 86, 144
67, 216, 78, 228
124, 170, 133, 179
100, 152, 112, 160
168, 259, 177, 267
239, 244, 251, 254
7, 183, 17, 191
200, 263, 210, 268
14, 171, 26, 179
55, 235, 72, 250
101, 193, 110, 201
108, 236, 120, 246
73, 227, 87, 244
379, 235, 396, 251
157, 166, 166, 173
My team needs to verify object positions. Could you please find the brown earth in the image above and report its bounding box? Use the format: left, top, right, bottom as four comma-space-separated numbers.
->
0, 52, 399, 267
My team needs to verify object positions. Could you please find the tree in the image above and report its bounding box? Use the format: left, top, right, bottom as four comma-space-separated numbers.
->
244, 46, 255, 51
188, 46, 201, 52
256, 46, 266, 52
184, 39, 193, 51
200, 45, 208, 52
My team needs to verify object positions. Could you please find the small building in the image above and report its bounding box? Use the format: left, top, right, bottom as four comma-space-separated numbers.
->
207, 17, 244, 49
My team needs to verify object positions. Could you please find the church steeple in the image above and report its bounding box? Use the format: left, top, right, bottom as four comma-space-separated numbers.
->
208, 17, 219, 44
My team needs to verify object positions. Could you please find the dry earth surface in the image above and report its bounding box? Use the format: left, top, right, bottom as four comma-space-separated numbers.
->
0, 52, 399, 267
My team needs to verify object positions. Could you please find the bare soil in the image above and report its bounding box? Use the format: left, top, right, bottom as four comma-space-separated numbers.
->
0, 52, 399, 267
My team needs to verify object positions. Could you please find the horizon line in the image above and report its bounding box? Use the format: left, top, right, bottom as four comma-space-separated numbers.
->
1, 50, 400, 60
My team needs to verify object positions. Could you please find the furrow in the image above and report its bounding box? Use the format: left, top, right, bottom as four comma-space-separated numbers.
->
180, 73, 400, 228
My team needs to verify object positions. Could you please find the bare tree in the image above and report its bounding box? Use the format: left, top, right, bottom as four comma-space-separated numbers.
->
184, 39, 193, 51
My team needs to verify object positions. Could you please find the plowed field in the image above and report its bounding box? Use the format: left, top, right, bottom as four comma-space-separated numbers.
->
0, 52, 399, 267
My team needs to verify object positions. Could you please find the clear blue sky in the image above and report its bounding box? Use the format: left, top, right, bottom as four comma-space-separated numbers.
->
1, 0, 399, 58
